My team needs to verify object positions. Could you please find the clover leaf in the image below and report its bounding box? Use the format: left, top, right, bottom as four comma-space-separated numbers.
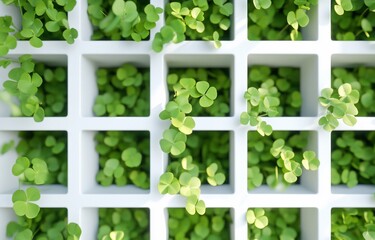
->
67, 222, 82, 240
171, 112, 195, 135
160, 128, 187, 156
12, 187, 41, 219
248, 166, 264, 189
246, 208, 269, 229
158, 172, 180, 194
179, 172, 201, 197
206, 163, 226, 186
196, 81, 218, 107
121, 147, 142, 168
302, 150, 320, 170
186, 195, 206, 215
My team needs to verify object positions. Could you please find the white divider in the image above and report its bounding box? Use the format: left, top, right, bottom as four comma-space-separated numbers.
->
1, 0, 375, 239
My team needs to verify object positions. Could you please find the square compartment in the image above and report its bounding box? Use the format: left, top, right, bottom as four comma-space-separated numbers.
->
81, 131, 150, 194
81, 54, 150, 117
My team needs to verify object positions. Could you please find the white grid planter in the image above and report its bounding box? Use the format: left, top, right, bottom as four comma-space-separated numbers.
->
1, 0, 375, 239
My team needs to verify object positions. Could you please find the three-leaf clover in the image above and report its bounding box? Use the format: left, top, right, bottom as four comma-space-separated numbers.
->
246, 208, 269, 229
160, 128, 187, 156
158, 172, 180, 194
12, 187, 41, 219
206, 163, 226, 186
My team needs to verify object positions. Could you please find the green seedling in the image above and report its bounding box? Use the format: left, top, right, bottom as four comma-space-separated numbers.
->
93, 63, 150, 117
152, 0, 233, 52
241, 66, 301, 136
332, 0, 375, 40
168, 208, 231, 239
331, 131, 375, 188
95, 131, 150, 189
7, 208, 81, 240
249, 0, 317, 40
0, 0, 77, 53
247, 208, 300, 239
332, 208, 375, 239
88, 0, 162, 41
97, 208, 149, 240
0, 55, 68, 122
319, 83, 359, 131
332, 67, 375, 116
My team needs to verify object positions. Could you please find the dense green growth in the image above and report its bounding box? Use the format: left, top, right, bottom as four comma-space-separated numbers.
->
87, 0, 162, 41
14, 131, 68, 186
332, 208, 375, 239
247, 208, 300, 239
332, 0, 375, 40
0, 55, 68, 122
93, 63, 150, 117
0, 0, 77, 52
166, 67, 231, 117
331, 131, 375, 188
332, 67, 375, 116
152, 0, 234, 52
7, 208, 81, 240
168, 208, 231, 239
95, 131, 150, 189
158, 67, 231, 215
248, 0, 317, 40
241, 66, 301, 136
97, 208, 149, 240
248, 131, 318, 189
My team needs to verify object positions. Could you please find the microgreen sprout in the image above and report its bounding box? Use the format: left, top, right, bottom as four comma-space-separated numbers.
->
168, 208, 231, 239
1, 0, 78, 50
93, 63, 150, 117
88, 0, 162, 41
247, 208, 300, 239
249, 0, 317, 40
331, 131, 375, 188
332, 208, 375, 239
332, 0, 375, 40
98, 208, 149, 239
152, 0, 234, 52
95, 131, 150, 189
0, 55, 68, 121
319, 83, 359, 131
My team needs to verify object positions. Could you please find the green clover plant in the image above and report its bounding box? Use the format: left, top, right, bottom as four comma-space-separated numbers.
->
152, 0, 234, 52
331, 131, 375, 188
247, 208, 300, 239
332, 208, 375, 239
158, 68, 230, 215
0, 55, 68, 122
93, 63, 150, 117
332, 0, 375, 40
249, 0, 317, 40
0, 0, 77, 53
168, 208, 231, 239
7, 208, 81, 240
319, 83, 359, 131
87, 0, 162, 41
97, 208, 149, 240
95, 131, 150, 189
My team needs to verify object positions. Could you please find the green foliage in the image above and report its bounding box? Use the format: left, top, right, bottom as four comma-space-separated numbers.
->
168, 208, 231, 239
248, 0, 317, 40
331, 131, 375, 188
241, 66, 301, 136
87, 0, 162, 41
12, 187, 40, 219
1, 55, 68, 121
0, 139, 14, 154
7, 208, 81, 240
332, 208, 375, 239
93, 63, 150, 116
152, 0, 234, 52
248, 131, 318, 189
97, 208, 149, 240
248, 208, 300, 239
332, 0, 375, 40
0, 16, 17, 56
332, 67, 375, 116
15, 131, 68, 186
95, 131, 150, 189
159, 131, 230, 215
319, 83, 359, 131
1, 0, 78, 47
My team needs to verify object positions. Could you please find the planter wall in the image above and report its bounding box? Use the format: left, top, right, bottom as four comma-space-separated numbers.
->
1, 0, 375, 239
